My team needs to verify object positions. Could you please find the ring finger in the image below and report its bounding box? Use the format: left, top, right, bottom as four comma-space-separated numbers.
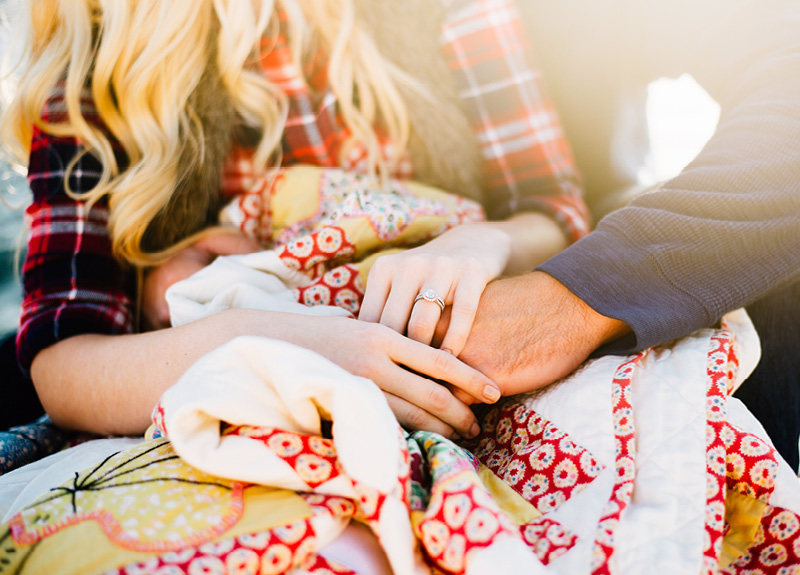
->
407, 285, 449, 345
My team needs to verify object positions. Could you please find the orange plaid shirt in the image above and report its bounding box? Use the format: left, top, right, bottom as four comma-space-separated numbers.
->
222, 0, 590, 241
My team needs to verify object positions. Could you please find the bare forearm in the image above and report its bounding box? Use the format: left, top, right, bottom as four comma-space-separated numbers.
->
489, 212, 568, 276
30, 308, 283, 435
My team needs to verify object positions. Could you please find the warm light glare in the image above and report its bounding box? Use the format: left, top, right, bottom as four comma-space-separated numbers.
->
646, 74, 720, 182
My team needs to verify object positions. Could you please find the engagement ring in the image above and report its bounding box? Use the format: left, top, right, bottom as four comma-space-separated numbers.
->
414, 288, 445, 312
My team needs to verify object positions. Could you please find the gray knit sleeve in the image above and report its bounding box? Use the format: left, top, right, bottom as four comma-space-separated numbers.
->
540, 0, 800, 352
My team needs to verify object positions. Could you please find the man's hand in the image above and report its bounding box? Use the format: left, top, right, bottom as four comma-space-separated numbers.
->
436, 271, 631, 397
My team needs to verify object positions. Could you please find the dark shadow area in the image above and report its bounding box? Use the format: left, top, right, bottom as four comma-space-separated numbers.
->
737, 281, 800, 472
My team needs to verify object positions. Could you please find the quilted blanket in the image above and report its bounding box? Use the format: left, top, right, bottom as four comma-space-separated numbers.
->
167, 166, 485, 324
1, 313, 798, 574
1, 167, 799, 574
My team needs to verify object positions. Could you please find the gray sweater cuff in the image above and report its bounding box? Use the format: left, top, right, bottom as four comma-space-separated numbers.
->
537, 228, 716, 355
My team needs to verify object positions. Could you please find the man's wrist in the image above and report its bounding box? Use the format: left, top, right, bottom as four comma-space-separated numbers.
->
579, 296, 632, 348
537, 271, 632, 350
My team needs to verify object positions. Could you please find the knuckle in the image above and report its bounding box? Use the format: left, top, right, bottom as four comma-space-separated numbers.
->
426, 384, 451, 411
367, 260, 387, 280
373, 322, 402, 346
456, 411, 476, 433
409, 252, 437, 269
432, 255, 455, 271
401, 258, 424, 276
157, 306, 171, 325
379, 315, 406, 335
407, 316, 437, 340
431, 349, 453, 372
241, 235, 260, 251
452, 300, 478, 318
462, 255, 485, 272
403, 406, 429, 430
164, 269, 185, 287
367, 323, 391, 345
367, 320, 387, 335
371, 254, 400, 274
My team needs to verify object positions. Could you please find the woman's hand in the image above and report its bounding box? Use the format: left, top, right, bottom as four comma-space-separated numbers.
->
282, 314, 501, 439
358, 223, 512, 357
142, 231, 260, 330
31, 309, 499, 437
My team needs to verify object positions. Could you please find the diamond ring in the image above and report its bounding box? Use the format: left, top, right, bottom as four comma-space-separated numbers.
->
414, 288, 445, 312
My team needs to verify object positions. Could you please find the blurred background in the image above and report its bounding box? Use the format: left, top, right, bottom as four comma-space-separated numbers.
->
0, 160, 26, 341
0, 0, 27, 341
0, 0, 720, 342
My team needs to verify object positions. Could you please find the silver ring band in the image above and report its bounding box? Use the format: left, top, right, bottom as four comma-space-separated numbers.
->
414, 288, 445, 312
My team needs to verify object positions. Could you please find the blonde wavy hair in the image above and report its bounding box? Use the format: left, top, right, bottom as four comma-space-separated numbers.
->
1, 0, 416, 265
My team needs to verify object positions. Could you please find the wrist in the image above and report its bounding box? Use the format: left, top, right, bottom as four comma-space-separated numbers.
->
511, 271, 631, 350
547, 272, 631, 349
581, 301, 632, 348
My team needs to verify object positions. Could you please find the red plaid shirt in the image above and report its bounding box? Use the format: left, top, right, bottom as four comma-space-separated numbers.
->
17, 0, 589, 374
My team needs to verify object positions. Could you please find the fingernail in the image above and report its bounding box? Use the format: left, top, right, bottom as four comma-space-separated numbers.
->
483, 384, 501, 403
441, 348, 453, 355
469, 422, 481, 438
452, 433, 462, 441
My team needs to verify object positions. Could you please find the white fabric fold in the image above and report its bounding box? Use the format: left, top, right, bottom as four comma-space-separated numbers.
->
166, 251, 351, 328
159, 336, 399, 492
158, 335, 428, 575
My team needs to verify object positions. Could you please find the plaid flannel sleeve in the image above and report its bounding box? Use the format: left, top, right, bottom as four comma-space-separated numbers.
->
17, 85, 133, 376
440, 0, 591, 242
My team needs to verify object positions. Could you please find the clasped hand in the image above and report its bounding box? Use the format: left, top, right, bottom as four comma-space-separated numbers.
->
142, 227, 505, 439
359, 223, 511, 355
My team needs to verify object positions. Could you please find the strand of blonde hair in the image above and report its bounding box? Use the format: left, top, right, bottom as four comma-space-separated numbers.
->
1, 0, 420, 266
